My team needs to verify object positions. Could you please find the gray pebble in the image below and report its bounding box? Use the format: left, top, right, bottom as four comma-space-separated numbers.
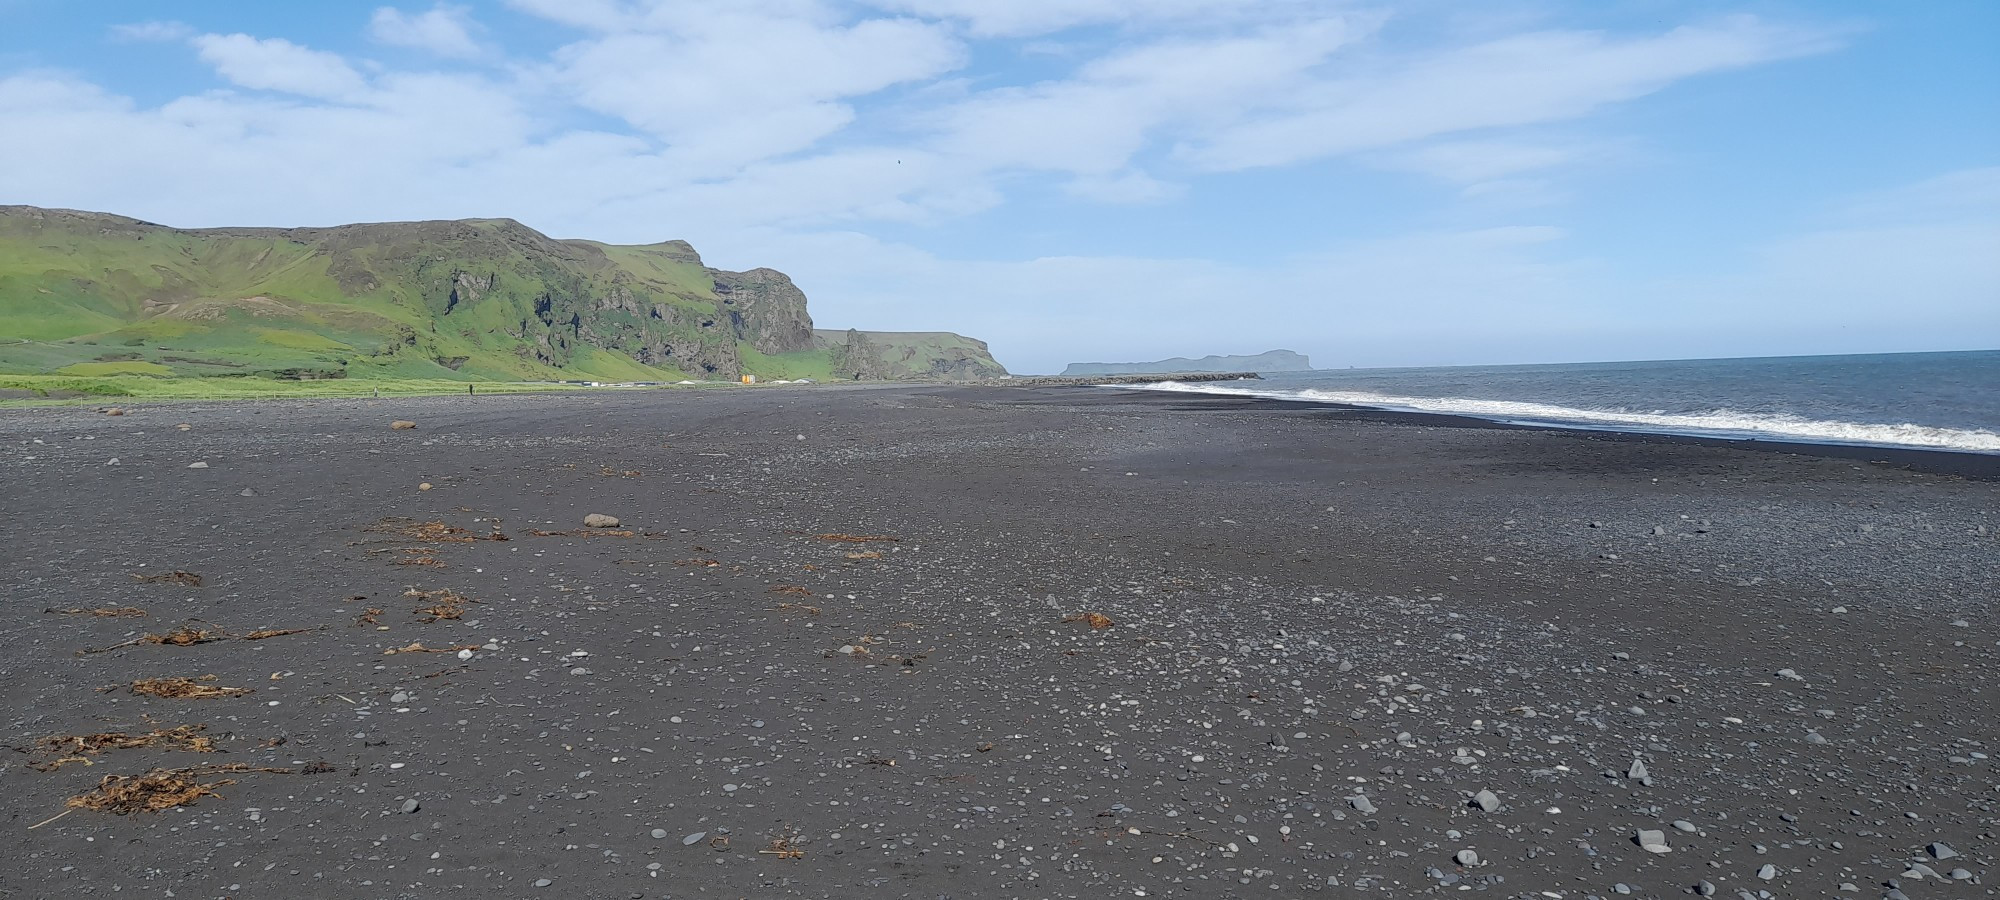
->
1472, 789, 1499, 812
650, 828, 668, 840
1928, 842, 1959, 860
399, 798, 420, 814
1757, 864, 1777, 881
682, 832, 706, 845
1454, 849, 1479, 866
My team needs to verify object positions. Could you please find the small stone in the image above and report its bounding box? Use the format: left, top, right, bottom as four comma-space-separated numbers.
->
569, 666, 591, 676
682, 832, 706, 845
391, 420, 418, 430
1627, 759, 1649, 780
400, 798, 420, 814
239, 488, 257, 497
1348, 796, 1377, 815
1472, 790, 1499, 812
1614, 883, 1632, 895
176, 423, 191, 431
103, 407, 124, 416
584, 513, 620, 528
1697, 880, 1717, 896
1453, 849, 1479, 867
187, 461, 209, 469
1952, 868, 1973, 880
1757, 864, 1777, 881
1776, 668, 1803, 681
533, 878, 552, 887
105, 458, 119, 466
418, 482, 433, 491
391, 692, 409, 703
1673, 820, 1697, 832
1928, 842, 1959, 860
722, 783, 738, 793
1635, 829, 1670, 854
651, 829, 668, 840
1805, 731, 1827, 744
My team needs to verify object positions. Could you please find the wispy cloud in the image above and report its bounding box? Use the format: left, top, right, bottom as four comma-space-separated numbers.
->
370, 4, 486, 58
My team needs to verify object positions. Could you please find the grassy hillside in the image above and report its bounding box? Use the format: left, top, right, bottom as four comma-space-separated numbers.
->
0, 206, 1003, 385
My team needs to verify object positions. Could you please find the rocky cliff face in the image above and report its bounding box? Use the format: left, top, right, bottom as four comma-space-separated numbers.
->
710, 268, 815, 354
0, 206, 1005, 382
1062, 349, 1311, 376
816, 329, 1009, 381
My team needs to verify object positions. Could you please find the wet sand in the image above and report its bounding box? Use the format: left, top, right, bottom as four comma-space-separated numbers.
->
1, 384, 1994, 898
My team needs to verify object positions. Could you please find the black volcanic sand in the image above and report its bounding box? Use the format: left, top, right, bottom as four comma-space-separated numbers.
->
1, 385, 1994, 899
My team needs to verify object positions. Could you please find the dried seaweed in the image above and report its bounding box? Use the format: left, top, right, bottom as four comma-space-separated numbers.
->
769, 585, 816, 596
65, 763, 315, 815
675, 558, 720, 567
29, 724, 216, 771
131, 571, 202, 587
130, 677, 254, 699
241, 628, 319, 641
79, 623, 322, 655
404, 587, 477, 623
365, 517, 507, 543
845, 550, 883, 560
1063, 612, 1116, 629
47, 606, 148, 618
814, 533, 900, 543
774, 602, 822, 616
527, 528, 636, 538
354, 607, 384, 626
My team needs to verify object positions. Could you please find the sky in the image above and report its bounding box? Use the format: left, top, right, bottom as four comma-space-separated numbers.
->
1, 1, 1995, 373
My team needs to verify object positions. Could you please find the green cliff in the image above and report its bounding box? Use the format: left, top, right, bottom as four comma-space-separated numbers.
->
0, 206, 1004, 383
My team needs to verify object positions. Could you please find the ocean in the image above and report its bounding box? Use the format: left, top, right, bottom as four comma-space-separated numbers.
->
1128, 350, 2000, 454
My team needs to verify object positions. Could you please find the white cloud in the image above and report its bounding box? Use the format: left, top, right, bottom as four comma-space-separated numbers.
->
540, 12, 962, 173
190, 33, 367, 100
864, 0, 1297, 38
370, 4, 485, 58
1178, 16, 1843, 171
110, 21, 194, 43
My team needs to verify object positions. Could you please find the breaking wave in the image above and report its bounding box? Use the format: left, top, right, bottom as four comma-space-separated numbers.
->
1129, 381, 2000, 454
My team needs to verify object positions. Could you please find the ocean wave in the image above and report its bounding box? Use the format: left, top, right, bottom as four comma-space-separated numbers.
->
1129, 381, 2000, 454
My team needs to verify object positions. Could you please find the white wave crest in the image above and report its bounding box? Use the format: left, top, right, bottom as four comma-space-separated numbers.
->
1130, 381, 2000, 454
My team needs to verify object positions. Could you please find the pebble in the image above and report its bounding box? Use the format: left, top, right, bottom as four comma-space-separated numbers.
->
569, 667, 591, 676
1672, 820, 1696, 832
187, 461, 209, 469
1635, 829, 1670, 854
1348, 795, 1377, 815
1757, 864, 1777, 881
682, 832, 706, 845
239, 488, 257, 497
400, 798, 420, 814
1472, 789, 1500, 812
650, 829, 668, 840
1805, 731, 1828, 744
1627, 759, 1649, 780
1928, 842, 1958, 860
584, 513, 620, 528
533, 877, 551, 887
391, 420, 417, 430
1453, 849, 1479, 866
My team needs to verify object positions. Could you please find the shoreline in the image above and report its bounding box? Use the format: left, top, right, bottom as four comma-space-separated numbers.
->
1100, 385, 2000, 479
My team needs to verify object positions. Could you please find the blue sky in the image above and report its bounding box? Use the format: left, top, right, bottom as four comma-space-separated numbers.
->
1, 0, 1994, 373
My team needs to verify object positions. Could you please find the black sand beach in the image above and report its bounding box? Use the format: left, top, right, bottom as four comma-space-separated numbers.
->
2, 384, 1994, 898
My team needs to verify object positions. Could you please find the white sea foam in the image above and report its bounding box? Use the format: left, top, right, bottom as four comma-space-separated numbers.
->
1131, 381, 2000, 454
